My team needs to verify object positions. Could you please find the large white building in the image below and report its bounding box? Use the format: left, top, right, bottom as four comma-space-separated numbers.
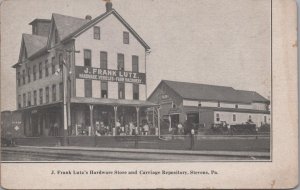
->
13, 2, 156, 137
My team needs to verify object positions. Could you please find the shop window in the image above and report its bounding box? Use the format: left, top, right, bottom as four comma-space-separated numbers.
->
100, 51, 107, 69
117, 54, 124, 70
22, 70, 26, 84
45, 60, 49, 77
132, 55, 139, 72
84, 50, 91, 67
45, 87, 49, 103
39, 88, 43, 104
101, 81, 108, 98
233, 114, 236, 122
27, 67, 31, 83
94, 26, 100, 40
235, 104, 238, 108
118, 83, 125, 99
216, 113, 220, 122
38, 62, 42, 79
59, 82, 63, 100
33, 90, 37, 106
85, 80, 92, 97
123, 31, 129, 44
52, 84, 56, 102
17, 71, 20, 86
23, 93, 26, 107
51, 57, 56, 74
27, 92, 31, 106
133, 84, 139, 100
18, 95, 21, 108
33, 65, 36, 81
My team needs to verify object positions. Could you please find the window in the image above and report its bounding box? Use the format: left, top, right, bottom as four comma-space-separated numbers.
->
27, 92, 31, 106
33, 90, 37, 106
233, 114, 236, 122
84, 50, 91, 67
249, 115, 252, 120
94, 26, 100, 40
198, 103, 202, 107
27, 67, 31, 83
132, 55, 139, 72
54, 29, 59, 44
17, 71, 20, 86
101, 81, 108, 98
117, 54, 124, 70
235, 104, 238, 109
264, 116, 267, 123
52, 84, 56, 102
85, 80, 92, 97
123, 31, 129, 44
52, 57, 56, 74
59, 54, 63, 68
45, 87, 49, 103
18, 95, 21, 108
100, 51, 107, 69
39, 62, 42, 79
118, 83, 125, 99
22, 70, 26, 84
33, 65, 37, 81
217, 101, 220, 107
216, 113, 220, 122
133, 84, 139, 100
39, 88, 43, 104
59, 82, 63, 100
45, 60, 49, 77
23, 93, 26, 107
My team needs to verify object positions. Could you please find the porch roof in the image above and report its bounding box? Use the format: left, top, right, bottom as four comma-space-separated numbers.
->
70, 97, 158, 107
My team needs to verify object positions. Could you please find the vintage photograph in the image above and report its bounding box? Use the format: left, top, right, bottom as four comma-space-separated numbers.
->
1, 0, 271, 162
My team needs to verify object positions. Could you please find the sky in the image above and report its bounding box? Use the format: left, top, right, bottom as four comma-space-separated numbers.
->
0, 0, 271, 111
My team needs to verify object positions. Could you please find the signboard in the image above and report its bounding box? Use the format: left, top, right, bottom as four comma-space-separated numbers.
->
75, 66, 146, 84
168, 107, 182, 115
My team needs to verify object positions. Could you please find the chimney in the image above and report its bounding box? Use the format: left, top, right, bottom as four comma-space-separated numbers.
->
85, 15, 92, 20
105, 1, 113, 12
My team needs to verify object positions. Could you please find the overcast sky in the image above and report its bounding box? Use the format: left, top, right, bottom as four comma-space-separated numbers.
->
0, 0, 271, 111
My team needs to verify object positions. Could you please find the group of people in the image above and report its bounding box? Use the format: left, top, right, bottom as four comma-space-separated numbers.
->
170, 121, 197, 135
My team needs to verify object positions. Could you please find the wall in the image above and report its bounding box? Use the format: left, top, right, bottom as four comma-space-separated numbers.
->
74, 14, 147, 100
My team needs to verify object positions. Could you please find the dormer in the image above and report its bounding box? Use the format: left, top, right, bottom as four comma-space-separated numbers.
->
29, 19, 51, 37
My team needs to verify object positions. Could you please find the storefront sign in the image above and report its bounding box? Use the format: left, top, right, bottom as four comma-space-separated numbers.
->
168, 107, 182, 115
75, 66, 146, 84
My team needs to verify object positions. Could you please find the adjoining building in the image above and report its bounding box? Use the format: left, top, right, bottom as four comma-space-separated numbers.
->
147, 80, 270, 131
12, 2, 158, 137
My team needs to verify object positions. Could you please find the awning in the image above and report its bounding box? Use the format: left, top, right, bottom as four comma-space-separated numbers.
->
70, 97, 158, 107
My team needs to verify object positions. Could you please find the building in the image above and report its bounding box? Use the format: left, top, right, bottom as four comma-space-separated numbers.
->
12, 2, 158, 138
148, 80, 270, 131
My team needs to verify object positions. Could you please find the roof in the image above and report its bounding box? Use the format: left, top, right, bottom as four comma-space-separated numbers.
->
183, 106, 270, 114
29, 19, 51, 25
154, 80, 269, 104
22, 34, 47, 57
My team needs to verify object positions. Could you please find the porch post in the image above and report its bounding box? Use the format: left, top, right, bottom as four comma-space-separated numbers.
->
169, 115, 172, 131
114, 106, 118, 136
157, 107, 161, 137
89, 105, 94, 136
136, 106, 140, 135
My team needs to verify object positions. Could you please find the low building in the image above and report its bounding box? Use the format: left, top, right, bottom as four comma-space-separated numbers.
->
148, 80, 270, 131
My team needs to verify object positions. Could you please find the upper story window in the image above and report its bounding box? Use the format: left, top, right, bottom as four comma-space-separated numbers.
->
33, 90, 37, 106
23, 93, 26, 107
45, 87, 49, 103
54, 29, 59, 44
52, 84, 56, 102
101, 81, 108, 98
22, 70, 26, 85
17, 71, 20, 86
59, 82, 63, 100
39, 62, 43, 79
33, 65, 37, 81
118, 83, 125, 99
27, 67, 31, 83
123, 31, 129, 44
233, 114, 236, 122
217, 101, 220, 107
51, 57, 56, 74
84, 50, 91, 67
133, 84, 139, 100
117, 53, 124, 70
264, 115, 267, 123
216, 113, 220, 122
132, 56, 139, 72
248, 115, 252, 122
235, 104, 238, 109
18, 95, 21, 109
94, 26, 100, 40
39, 88, 43, 105
100, 51, 107, 69
84, 80, 92, 98
45, 60, 49, 77
27, 92, 31, 107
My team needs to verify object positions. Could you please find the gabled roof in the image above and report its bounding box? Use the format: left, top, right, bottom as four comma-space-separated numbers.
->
22, 34, 47, 58
149, 80, 269, 104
